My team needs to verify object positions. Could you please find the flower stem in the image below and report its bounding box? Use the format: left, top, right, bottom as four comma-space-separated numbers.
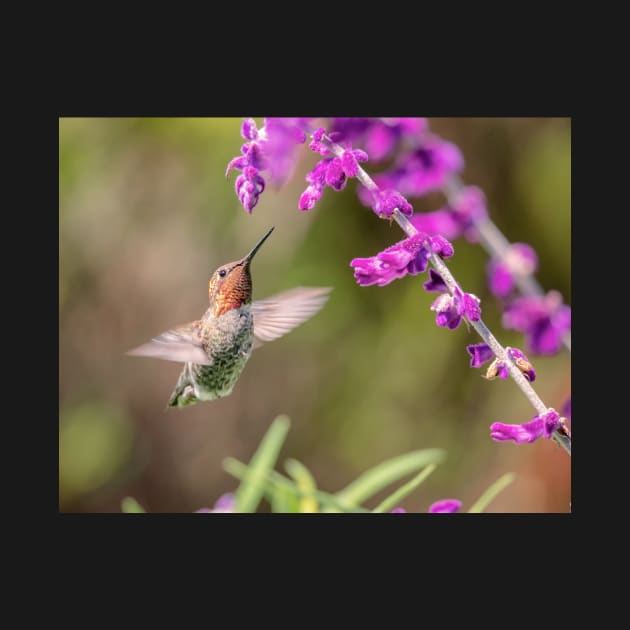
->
323, 135, 571, 456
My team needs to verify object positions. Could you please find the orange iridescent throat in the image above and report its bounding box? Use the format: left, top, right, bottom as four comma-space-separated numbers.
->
211, 264, 253, 317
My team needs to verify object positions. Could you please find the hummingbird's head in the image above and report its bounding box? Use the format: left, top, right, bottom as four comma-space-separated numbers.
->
208, 227, 274, 316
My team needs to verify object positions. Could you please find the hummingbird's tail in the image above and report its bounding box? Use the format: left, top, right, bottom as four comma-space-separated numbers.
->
165, 366, 200, 410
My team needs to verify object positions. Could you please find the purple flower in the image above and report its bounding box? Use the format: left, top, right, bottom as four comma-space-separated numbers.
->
423, 269, 449, 293
391, 500, 462, 513
490, 409, 562, 444
365, 134, 464, 201
428, 499, 462, 513
503, 291, 571, 355
467, 344, 536, 382
430, 286, 481, 330
227, 118, 308, 212
466, 343, 495, 368
350, 233, 453, 287
487, 243, 538, 298
411, 186, 489, 243
195, 493, 236, 513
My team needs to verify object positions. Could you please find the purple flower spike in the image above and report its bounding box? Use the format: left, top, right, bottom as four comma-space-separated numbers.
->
424, 269, 448, 293
490, 409, 561, 445
431, 286, 481, 330
370, 189, 414, 219
227, 117, 308, 212
195, 493, 236, 513
503, 291, 571, 355
350, 232, 432, 287
487, 243, 539, 298
429, 499, 462, 513
466, 343, 494, 368
391, 508, 407, 513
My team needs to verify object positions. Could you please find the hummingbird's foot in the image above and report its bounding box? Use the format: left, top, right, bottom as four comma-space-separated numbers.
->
166, 385, 199, 409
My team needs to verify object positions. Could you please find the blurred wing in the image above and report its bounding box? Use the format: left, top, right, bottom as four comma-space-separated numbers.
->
126, 321, 212, 365
252, 287, 331, 347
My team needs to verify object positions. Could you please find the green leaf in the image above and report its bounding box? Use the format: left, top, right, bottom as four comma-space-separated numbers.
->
121, 497, 145, 513
333, 449, 446, 510
224, 457, 367, 513
234, 415, 291, 513
372, 464, 438, 513
468, 473, 516, 513
285, 459, 318, 513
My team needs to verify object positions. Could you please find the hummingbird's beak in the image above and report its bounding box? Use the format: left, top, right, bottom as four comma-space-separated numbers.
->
243, 226, 274, 264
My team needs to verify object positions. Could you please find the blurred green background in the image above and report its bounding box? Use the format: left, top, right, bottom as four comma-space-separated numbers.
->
59, 117, 571, 513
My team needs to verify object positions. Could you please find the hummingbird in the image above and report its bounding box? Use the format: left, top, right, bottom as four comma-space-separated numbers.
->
126, 227, 331, 408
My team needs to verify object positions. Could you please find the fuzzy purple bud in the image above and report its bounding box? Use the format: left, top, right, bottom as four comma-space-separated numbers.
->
341, 149, 368, 177
309, 127, 331, 156
241, 118, 259, 141
370, 189, 414, 219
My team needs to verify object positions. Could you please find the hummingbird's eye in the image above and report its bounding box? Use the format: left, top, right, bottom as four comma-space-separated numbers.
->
218, 269, 227, 278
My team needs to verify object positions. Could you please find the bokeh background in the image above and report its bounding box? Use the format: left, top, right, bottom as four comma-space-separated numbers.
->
59, 117, 571, 513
